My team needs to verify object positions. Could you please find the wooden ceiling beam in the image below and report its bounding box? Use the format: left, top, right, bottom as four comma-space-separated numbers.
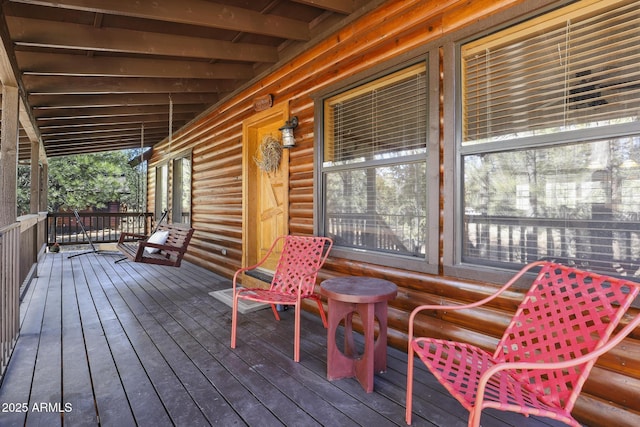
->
38, 116, 186, 129
29, 92, 219, 108
43, 134, 166, 146
7, 16, 280, 63
39, 123, 186, 138
17, 51, 256, 80
22, 75, 236, 94
33, 103, 205, 119
44, 141, 155, 156
38, 116, 190, 130
47, 138, 157, 147
43, 123, 170, 138
43, 129, 168, 144
43, 133, 175, 150
291, 0, 355, 14
42, 140, 162, 152
11, 0, 311, 41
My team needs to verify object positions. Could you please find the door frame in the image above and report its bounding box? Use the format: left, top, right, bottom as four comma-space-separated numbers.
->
241, 102, 291, 275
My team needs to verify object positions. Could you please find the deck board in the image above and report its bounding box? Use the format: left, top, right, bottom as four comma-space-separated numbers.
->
0, 251, 571, 426
61, 257, 98, 427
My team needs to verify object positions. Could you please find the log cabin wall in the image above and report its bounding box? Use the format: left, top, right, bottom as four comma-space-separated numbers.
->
147, 1, 640, 425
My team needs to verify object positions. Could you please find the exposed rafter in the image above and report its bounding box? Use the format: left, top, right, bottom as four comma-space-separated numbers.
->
292, 0, 356, 14
8, 17, 281, 63
17, 51, 256, 79
11, 0, 311, 40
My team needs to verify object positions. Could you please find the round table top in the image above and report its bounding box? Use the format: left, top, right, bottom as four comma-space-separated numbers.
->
321, 276, 398, 304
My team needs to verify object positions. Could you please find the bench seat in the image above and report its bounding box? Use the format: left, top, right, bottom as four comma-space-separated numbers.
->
116, 223, 194, 267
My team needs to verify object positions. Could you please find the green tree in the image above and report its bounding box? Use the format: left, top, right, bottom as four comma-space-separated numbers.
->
47, 151, 143, 212
17, 164, 31, 216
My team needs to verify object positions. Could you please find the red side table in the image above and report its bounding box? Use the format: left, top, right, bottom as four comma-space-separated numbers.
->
321, 276, 398, 393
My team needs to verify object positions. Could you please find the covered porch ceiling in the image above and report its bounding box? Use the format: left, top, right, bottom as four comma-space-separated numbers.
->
0, 0, 377, 161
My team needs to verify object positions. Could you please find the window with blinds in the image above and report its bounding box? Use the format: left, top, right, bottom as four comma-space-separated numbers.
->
462, 0, 640, 145
324, 63, 427, 166
322, 63, 428, 257
172, 154, 191, 225
460, 0, 640, 279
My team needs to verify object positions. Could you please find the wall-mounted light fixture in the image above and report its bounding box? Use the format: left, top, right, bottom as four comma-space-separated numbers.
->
279, 116, 298, 148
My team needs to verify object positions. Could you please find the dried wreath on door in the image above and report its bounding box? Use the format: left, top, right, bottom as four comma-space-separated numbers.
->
254, 135, 282, 173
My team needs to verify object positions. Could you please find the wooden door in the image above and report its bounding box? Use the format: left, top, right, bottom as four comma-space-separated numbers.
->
242, 104, 290, 284
255, 123, 287, 270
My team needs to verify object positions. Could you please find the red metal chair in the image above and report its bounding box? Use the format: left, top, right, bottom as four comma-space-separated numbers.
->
406, 261, 640, 426
230, 235, 333, 362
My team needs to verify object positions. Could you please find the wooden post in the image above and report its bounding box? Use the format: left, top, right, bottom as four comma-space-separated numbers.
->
41, 161, 48, 212
30, 139, 40, 214
0, 84, 19, 227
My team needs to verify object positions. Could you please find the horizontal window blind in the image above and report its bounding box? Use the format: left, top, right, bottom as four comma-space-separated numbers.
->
462, 0, 640, 145
324, 63, 427, 166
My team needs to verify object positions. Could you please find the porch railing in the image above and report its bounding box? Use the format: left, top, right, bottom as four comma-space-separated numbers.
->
1, 222, 20, 378
18, 213, 48, 284
465, 215, 640, 276
326, 213, 414, 254
47, 212, 153, 246
1, 213, 48, 379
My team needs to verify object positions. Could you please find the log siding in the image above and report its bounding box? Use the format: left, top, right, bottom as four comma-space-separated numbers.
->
147, 1, 640, 426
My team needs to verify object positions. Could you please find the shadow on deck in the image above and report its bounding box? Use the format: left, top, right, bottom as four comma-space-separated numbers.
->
0, 250, 568, 426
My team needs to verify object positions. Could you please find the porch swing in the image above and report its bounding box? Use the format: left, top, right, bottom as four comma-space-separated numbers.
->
115, 96, 194, 267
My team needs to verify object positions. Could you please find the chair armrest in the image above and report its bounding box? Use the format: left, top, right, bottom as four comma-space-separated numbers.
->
232, 236, 288, 292
293, 268, 323, 297
232, 264, 261, 289
408, 261, 548, 344
471, 303, 640, 413
484, 311, 640, 378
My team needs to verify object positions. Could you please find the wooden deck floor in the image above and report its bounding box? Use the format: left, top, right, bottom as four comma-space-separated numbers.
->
0, 250, 570, 427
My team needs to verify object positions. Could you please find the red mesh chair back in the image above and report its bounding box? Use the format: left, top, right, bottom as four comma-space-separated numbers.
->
270, 235, 333, 297
497, 263, 638, 411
